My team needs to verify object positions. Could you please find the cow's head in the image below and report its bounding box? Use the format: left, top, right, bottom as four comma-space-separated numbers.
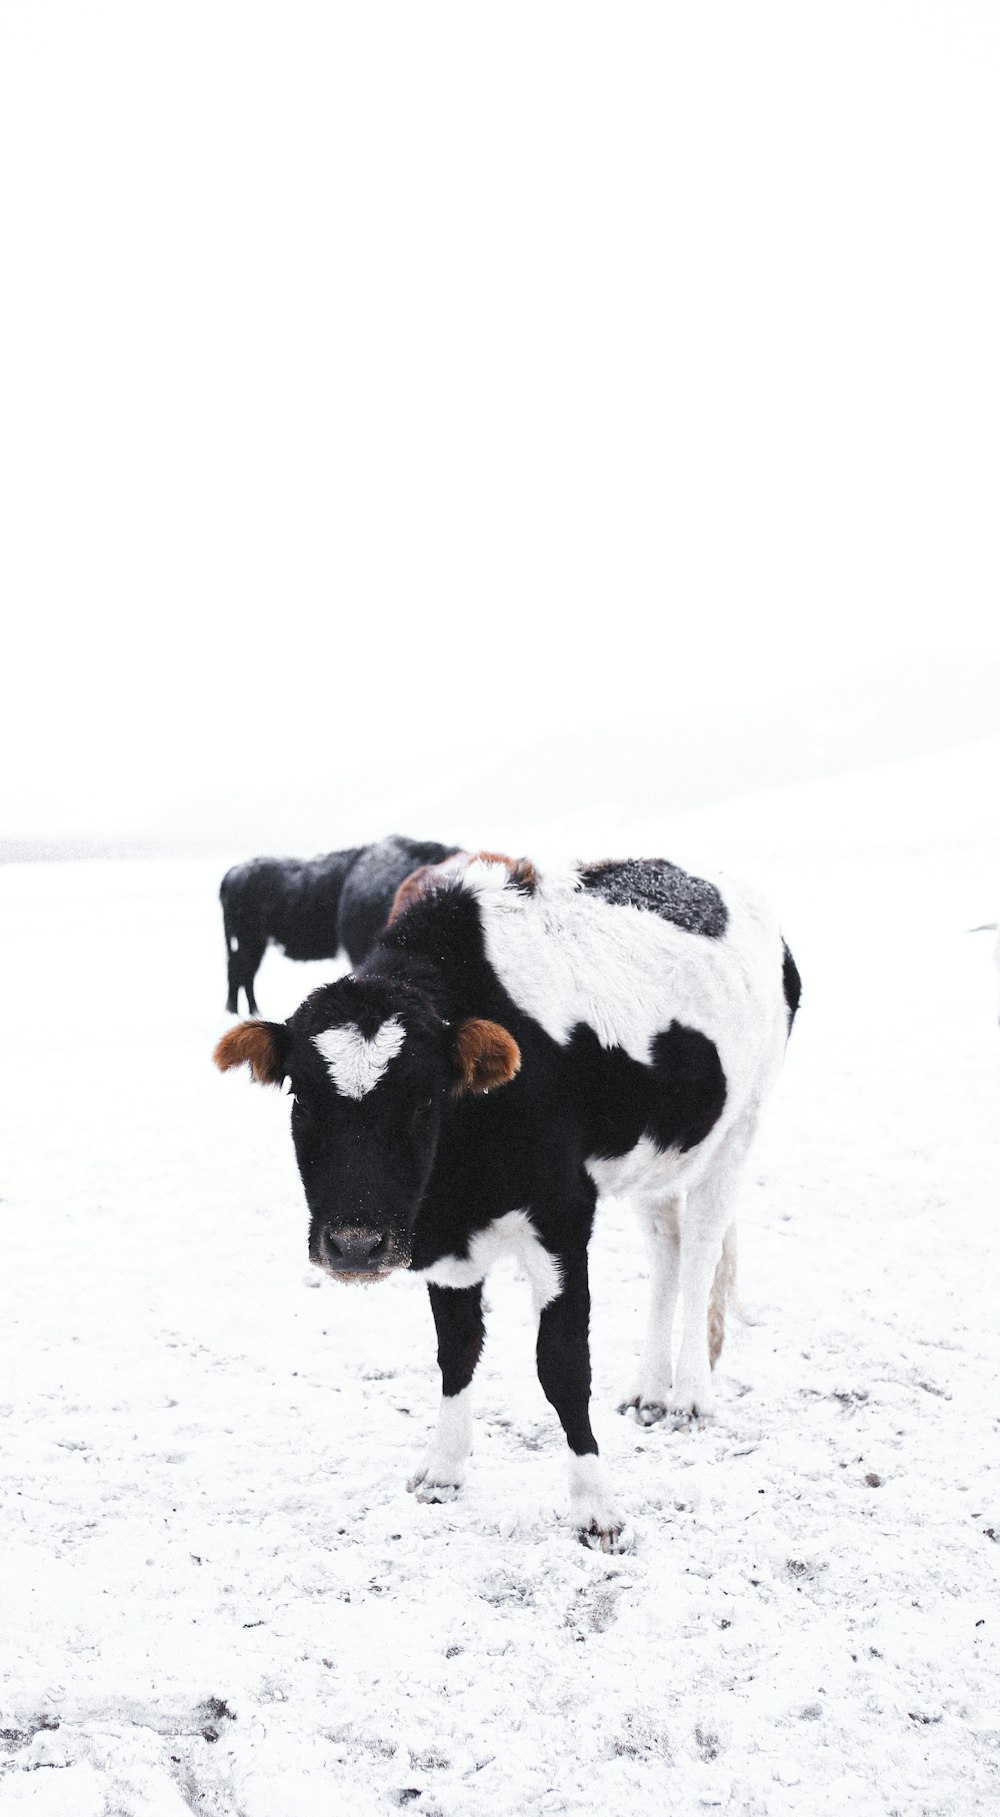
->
214, 977, 520, 1281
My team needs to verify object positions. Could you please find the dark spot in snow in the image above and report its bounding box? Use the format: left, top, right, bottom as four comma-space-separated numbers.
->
199, 1697, 235, 1740
445, 1646, 463, 1658
908, 1711, 943, 1725
865, 1473, 883, 1488
394, 1791, 422, 1806
1, 1716, 60, 1751
985, 1528, 998, 1543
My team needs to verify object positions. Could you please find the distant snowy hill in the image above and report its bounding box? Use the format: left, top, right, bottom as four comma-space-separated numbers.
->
4, 655, 997, 865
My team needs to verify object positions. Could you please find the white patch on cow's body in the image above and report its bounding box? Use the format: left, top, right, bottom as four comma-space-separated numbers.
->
415, 1209, 562, 1312
585, 1133, 680, 1201
229, 935, 239, 952
313, 1016, 406, 1098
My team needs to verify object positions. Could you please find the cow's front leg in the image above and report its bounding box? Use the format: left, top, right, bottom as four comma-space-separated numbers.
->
408, 1282, 484, 1503
536, 1248, 624, 1552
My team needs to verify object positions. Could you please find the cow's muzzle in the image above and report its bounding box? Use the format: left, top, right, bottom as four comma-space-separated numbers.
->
313, 1225, 403, 1281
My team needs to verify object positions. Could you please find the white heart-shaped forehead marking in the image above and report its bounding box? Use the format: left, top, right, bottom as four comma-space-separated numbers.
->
313, 1016, 406, 1099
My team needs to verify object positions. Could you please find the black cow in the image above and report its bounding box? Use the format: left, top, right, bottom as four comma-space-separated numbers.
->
220, 835, 459, 1014
215, 853, 799, 1550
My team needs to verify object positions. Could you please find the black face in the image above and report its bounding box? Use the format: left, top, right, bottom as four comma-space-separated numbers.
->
285, 979, 452, 1281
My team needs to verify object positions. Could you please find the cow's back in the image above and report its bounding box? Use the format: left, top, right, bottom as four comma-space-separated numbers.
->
273, 850, 362, 959
463, 855, 790, 1148
338, 836, 459, 967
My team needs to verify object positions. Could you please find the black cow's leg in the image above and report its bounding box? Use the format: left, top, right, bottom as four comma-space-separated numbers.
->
536, 1244, 624, 1551
225, 936, 240, 1015
408, 1283, 485, 1503
238, 938, 266, 1018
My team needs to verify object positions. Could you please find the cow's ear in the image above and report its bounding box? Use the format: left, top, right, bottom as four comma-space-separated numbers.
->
451, 1018, 521, 1095
213, 1020, 290, 1086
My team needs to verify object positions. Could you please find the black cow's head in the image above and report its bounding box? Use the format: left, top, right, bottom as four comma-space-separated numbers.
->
214, 977, 520, 1281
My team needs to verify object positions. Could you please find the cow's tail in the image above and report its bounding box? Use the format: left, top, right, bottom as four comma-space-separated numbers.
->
708, 1222, 739, 1369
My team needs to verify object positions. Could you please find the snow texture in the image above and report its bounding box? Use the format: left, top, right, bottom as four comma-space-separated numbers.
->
2, 743, 999, 1816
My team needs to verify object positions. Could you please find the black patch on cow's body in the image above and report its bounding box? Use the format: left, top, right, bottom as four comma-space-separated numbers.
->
567, 1022, 727, 1160
220, 835, 458, 1013
579, 858, 728, 937
782, 940, 802, 1031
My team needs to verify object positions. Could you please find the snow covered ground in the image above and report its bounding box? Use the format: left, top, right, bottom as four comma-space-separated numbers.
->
2, 741, 998, 1816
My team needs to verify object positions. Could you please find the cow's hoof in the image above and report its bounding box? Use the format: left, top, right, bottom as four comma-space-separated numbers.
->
664, 1399, 714, 1428
617, 1395, 670, 1426
407, 1469, 461, 1503
578, 1519, 626, 1554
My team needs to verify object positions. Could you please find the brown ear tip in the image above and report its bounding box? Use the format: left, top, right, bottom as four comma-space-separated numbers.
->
453, 1017, 521, 1094
213, 1020, 285, 1085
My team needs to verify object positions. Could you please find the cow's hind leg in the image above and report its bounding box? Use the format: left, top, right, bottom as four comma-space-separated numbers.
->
535, 1239, 624, 1552
670, 1123, 754, 1423
618, 1195, 681, 1425
408, 1283, 484, 1503
237, 936, 267, 1017
225, 936, 241, 1015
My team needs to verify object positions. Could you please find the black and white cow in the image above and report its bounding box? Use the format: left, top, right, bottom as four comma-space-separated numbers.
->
215, 854, 800, 1550
220, 835, 459, 1015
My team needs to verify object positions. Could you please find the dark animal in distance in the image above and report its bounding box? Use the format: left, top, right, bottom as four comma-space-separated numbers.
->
215, 852, 800, 1551
220, 835, 459, 1014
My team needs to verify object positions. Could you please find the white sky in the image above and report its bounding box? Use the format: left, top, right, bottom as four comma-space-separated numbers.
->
2, 3, 999, 844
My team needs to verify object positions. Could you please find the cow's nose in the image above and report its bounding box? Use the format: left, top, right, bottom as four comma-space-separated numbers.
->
322, 1228, 386, 1269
